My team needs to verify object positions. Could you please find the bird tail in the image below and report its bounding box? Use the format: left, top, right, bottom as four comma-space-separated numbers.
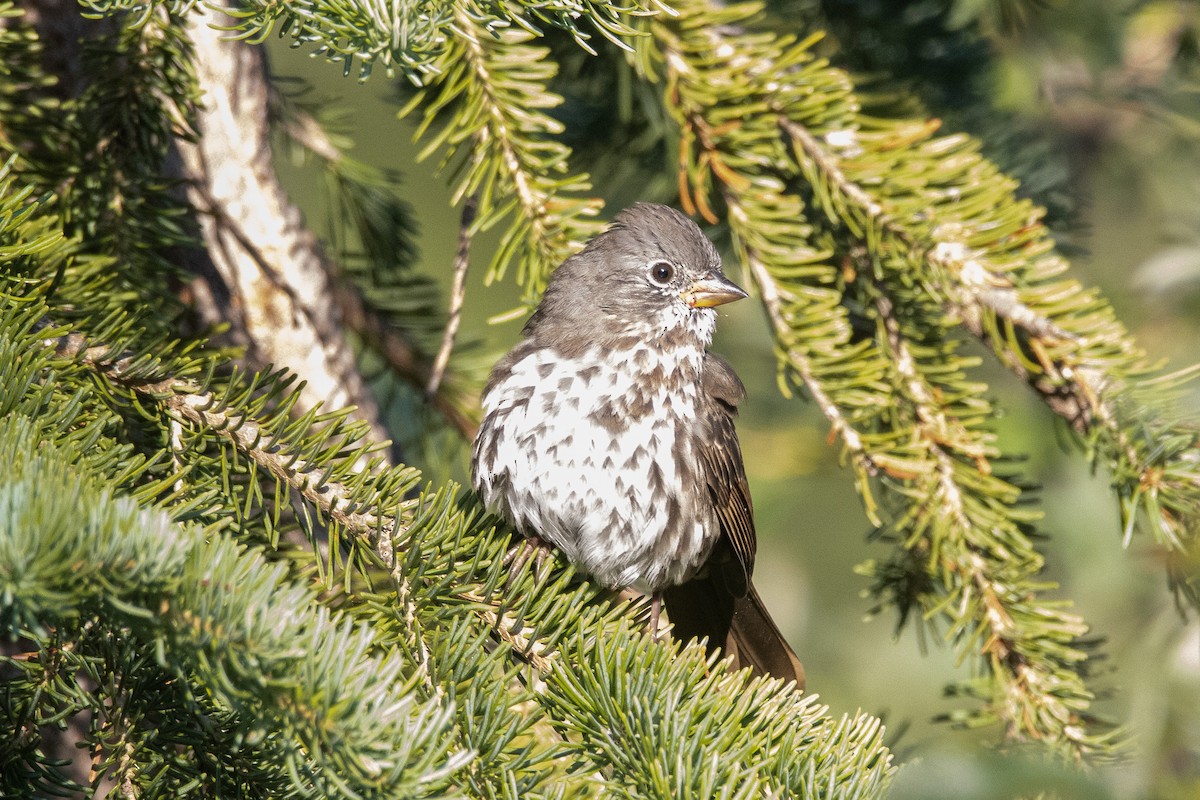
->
662, 577, 805, 689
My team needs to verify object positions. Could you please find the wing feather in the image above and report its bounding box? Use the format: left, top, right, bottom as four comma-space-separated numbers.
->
699, 354, 755, 595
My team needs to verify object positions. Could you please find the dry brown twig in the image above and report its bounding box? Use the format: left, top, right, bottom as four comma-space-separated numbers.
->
427, 195, 477, 399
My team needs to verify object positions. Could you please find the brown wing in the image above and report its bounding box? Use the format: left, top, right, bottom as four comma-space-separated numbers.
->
667, 352, 806, 686
665, 353, 805, 686
699, 353, 755, 595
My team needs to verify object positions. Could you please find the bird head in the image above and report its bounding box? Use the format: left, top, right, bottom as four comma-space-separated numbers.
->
529, 203, 747, 348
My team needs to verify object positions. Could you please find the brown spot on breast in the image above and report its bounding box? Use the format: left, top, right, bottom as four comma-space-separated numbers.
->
617, 388, 653, 418
590, 403, 625, 435
647, 462, 666, 497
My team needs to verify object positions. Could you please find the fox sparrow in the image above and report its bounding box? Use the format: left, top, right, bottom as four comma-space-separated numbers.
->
471, 203, 804, 686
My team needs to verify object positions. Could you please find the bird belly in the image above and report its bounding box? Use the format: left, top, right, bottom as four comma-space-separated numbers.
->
473, 346, 715, 592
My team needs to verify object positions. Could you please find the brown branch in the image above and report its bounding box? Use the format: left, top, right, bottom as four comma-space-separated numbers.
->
277, 102, 342, 163
427, 195, 477, 398
177, 2, 394, 456
332, 283, 480, 441
45, 323, 407, 567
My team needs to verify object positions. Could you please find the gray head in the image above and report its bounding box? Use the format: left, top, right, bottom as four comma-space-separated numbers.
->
525, 203, 746, 349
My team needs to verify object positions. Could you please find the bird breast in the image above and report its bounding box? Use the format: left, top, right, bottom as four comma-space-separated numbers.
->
472, 335, 719, 592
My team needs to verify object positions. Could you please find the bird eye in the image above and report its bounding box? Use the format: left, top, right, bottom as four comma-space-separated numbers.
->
648, 261, 675, 286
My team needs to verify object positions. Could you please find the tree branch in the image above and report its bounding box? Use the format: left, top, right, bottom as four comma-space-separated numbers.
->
38, 319, 581, 677
177, 2, 394, 456
331, 282, 480, 440
45, 323, 407, 565
777, 115, 1133, 443
873, 291, 1094, 755
652, 1, 1116, 755
739, 214, 874, 474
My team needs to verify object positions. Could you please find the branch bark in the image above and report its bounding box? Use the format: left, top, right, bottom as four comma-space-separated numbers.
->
177, 1, 394, 459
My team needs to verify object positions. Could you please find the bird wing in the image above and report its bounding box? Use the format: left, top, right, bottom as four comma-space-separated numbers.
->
667, 355, 805, 686
699, 353, 755, 595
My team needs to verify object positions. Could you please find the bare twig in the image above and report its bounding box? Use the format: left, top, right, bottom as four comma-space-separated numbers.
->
278, 102, 342, 162
427, 195, 477, 398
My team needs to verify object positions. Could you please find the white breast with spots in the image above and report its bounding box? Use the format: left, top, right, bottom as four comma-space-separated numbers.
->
474, 337, 717, 592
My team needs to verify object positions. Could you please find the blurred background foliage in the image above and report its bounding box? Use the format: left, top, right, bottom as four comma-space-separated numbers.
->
269, 0, 1200, 795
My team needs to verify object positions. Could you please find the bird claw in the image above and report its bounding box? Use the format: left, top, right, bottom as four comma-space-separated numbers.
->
648, 593, 663, 642
504, 535, 554, 584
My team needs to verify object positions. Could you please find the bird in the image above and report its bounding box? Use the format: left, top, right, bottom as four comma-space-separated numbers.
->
471, 202, 805, 687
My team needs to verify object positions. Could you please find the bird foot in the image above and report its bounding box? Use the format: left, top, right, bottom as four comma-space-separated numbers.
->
504, 535, 554, 584
648, 593, 663, 642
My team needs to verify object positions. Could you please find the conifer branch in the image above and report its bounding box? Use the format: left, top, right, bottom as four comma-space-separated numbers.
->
44, 324, 409, 566
735, 200, 874, 476
873, 292, 1097, 756
779, 116, 1108, 431
653, 13, 890, 508
649, 0, 1120, 755
463, 591, 556, 672
40, 320, 568, 679
455, 6, 545, 240
403, 1, 604, 298
3, 6, 904, 795
36, 315, 900, 794
775, 99, 1200, 558
0, 425, 470, 797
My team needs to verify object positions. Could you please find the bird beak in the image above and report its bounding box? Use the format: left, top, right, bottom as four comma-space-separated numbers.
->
681, 274, 748, 308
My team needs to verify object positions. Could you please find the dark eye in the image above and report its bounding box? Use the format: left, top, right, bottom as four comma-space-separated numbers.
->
649, 261, 674, 286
